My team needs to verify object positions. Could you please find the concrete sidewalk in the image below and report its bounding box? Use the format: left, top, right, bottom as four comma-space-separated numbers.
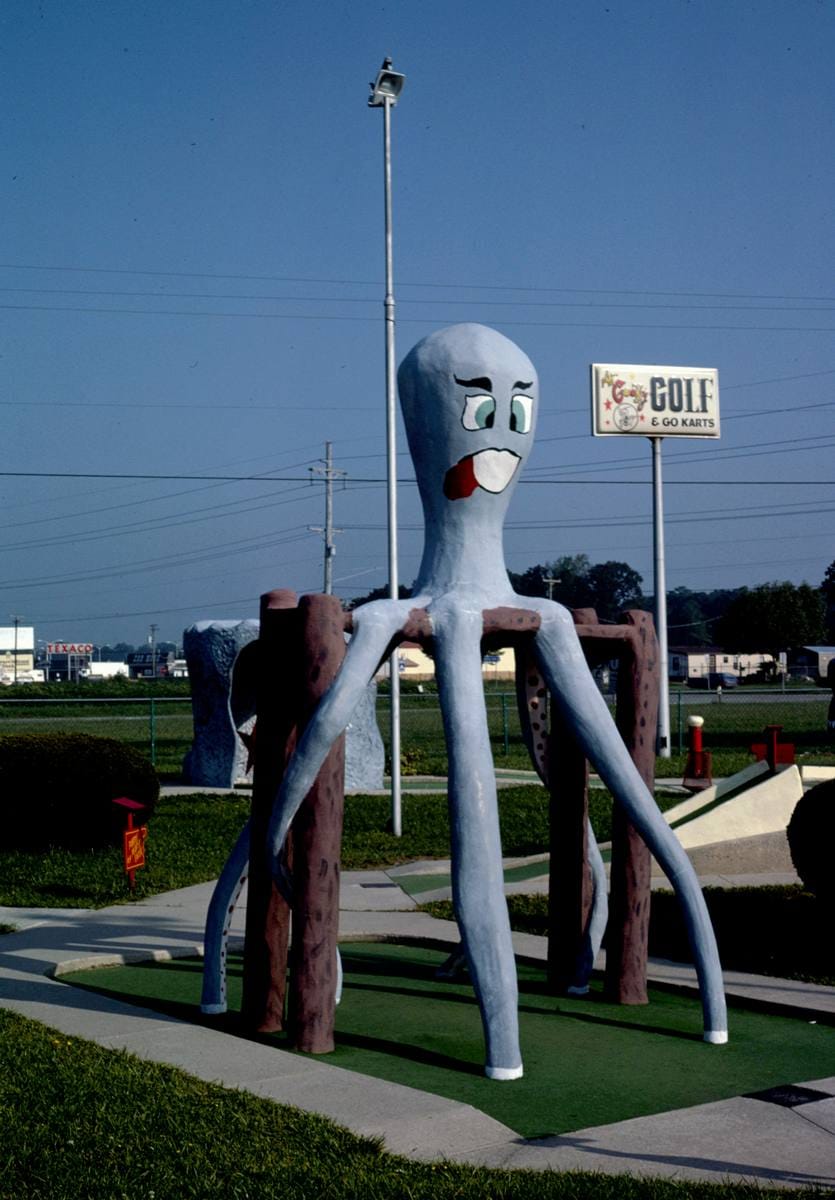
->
2, 870, 834, 1189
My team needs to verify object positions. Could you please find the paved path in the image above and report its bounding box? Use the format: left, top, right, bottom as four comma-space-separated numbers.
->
1, 867, 834, 1188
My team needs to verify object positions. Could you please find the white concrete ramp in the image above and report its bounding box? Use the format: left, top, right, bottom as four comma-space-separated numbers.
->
664, 763, 803, 852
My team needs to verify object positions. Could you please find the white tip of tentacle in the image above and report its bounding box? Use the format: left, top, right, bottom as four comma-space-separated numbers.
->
201, 1003, 227, 1015
704, 1030, 729, 1044
566, 984, 590, 996
485, 1064, 524, 1081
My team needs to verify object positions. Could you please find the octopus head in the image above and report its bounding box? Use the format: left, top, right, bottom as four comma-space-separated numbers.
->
398, 324, 538, 515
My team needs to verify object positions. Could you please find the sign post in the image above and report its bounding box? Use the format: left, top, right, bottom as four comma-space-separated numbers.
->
591, 364, 720, 756
112, 796, 149, 893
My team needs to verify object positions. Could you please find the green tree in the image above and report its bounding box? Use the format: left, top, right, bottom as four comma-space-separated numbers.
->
666, 587, 710, 647
585, 560, 644, 622
717, 581, 826, 658
666, 587, 743, 647
509, 554, 592, 606
509, 554, 643, 622
821, 560, 835, 642
346, 583, 411, 610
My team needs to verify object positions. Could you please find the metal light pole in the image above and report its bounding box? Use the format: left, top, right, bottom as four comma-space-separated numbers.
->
650, 437, 671, 757
369, 58, 406, 835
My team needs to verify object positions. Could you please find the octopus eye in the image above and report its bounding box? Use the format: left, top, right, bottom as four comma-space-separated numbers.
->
462, 395, 496, 430
510, 395, 533, 434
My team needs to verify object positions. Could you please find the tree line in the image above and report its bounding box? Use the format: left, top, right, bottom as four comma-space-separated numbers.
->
348, 555, 835, 654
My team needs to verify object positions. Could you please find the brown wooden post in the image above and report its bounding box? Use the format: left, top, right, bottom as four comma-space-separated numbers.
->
546, 712, 592, 991
241, 589, 299, 1032
603, 609, 658, 1005
287, 592, 347, 1054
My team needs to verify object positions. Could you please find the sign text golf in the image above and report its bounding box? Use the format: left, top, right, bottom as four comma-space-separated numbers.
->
591, 364, 720, 438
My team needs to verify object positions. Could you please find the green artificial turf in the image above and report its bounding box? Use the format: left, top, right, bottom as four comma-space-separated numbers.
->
396, 857, 548, 897
62, 942, 835, 1140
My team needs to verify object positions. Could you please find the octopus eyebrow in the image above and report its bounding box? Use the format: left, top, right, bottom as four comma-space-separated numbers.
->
454, 375, 493, 391
513, 381, 533, 390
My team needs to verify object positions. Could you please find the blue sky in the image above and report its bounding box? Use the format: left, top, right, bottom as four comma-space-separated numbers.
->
2, 0, 833, 645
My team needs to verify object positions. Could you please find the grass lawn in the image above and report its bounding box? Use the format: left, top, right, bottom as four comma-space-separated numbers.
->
0, 792, 251, 908
61, 941, 835, 1144
0, 784, 685, 908
0, 786, 557, 907
4, 1009, 821, 1200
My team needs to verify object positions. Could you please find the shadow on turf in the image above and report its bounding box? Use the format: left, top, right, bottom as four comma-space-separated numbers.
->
67, 949, 706, 1049
64, 976, 485, 1075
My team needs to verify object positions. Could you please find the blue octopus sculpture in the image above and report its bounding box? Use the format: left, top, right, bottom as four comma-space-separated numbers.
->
203, 323, 727, 1080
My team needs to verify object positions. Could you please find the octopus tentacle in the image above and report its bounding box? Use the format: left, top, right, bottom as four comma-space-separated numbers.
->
433, 600, 523, 1079
201, 820, 249, 1014
514, 648, 608, 994
527, 597, 727, 1041
267, 599, 421, 885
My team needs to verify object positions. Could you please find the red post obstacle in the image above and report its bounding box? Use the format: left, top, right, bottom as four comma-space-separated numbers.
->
682, 714, 713, 792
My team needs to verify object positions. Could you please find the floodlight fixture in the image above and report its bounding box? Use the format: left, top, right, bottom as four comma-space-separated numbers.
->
368, 57, 405, 106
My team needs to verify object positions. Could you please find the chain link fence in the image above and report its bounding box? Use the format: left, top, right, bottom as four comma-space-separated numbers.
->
0, 697, 193, 775
1, 687, 831, 777
380, 687, 833, 773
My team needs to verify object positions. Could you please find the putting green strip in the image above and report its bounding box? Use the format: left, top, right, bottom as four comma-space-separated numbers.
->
395, 858, 548, 897
62, 943, 835, 1139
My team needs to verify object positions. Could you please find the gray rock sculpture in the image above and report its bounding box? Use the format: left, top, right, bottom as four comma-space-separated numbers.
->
343, 673, 385, 792
182, 618, 383, 791
183, 620, 260, 788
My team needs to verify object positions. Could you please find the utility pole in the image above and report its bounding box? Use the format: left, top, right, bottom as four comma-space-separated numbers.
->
149, 623, 158, 679
544, 577, 561, 602
309, 442, 345, 595
10, 615, 22, 684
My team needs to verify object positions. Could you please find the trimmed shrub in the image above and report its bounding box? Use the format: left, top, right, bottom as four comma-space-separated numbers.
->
787, 779, 835, 903
0, 734, 159, 850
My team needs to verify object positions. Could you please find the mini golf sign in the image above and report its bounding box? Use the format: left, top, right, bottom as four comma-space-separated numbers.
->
112, 796, 149, 891
591, 364, 720, 438
589, 361, 720, 759
123, 824, 148, 873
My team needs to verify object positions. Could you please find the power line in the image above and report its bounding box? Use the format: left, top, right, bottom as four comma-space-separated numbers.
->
1, 468, 832, 486
344, 502, 835, 533
0, 483, 318, 553
0, 527, 315, 591
0, 397, 379, 412
526, 434, 835, 475
3, 284, 834, 316
2, 261, 834, 304
2, 299, 834, 334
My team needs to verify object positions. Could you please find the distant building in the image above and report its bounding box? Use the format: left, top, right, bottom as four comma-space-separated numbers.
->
668, 646, 776, 685
788, 646, 835, 684
375, 642, 516, 682
126, 649, 176, 679
0, 625, 35, 682
80, 662, 129, 680
44, 642, 94, 682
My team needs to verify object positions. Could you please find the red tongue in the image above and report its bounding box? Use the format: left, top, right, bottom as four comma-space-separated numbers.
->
443, 455, 479, 500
